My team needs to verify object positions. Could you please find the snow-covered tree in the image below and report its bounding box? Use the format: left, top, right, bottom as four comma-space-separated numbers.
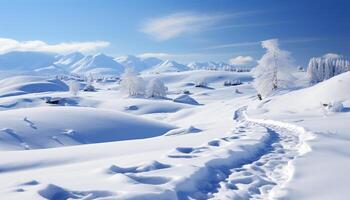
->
252, 39, 296, 97
69, 81, 80, 96
195, 79, 208, 88
307, 54, 350, 84
146, 78, 167, 98
120, 68, 146, 97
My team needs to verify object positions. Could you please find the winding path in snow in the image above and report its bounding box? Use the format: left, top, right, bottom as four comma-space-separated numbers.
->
208, 107, 314, 200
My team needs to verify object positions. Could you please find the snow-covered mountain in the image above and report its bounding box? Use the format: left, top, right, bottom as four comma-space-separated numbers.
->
72, 53, 125, 75
140, 56, 163, 68
0, 51, 127, 76
115, 55, 162, 72
0, 51, 57, 71
54, 52, 85, 69
147, 60, 191, 73
0, 51, 246, 76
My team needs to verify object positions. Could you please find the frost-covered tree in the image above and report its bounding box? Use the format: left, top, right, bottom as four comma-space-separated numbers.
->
120, 68, 146, 97
69, 81, 80, 96
146, 78, 167, 98
307, 53, 350, 84
252, 39, 296, 97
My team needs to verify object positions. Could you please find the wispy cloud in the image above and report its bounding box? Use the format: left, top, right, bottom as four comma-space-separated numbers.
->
138, 52, 235, 63
229, 56, 255, 65
204, 42, 260, 50
207, 21, 291, 31
0, 38, 110, 54
205, 37, 325, 50
140, 12, 230, 41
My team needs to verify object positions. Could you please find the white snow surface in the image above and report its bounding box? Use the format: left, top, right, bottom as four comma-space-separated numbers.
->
0, 69, 349, 200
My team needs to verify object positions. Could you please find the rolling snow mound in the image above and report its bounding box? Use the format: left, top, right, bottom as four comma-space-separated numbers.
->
0, 106, 176, 150
0, 76, 69, 98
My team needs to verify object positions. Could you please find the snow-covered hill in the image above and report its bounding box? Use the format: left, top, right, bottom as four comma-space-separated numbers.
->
250, 71, 350, 115
0, 75, 68, 98
0, 106, 175, 150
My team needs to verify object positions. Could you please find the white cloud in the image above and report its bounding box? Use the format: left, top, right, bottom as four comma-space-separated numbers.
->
205, 42, 259, 50
140, 12, 228, 41
138, 52, 234, 64
229, 56, 254, 65
0, 38, 110, 54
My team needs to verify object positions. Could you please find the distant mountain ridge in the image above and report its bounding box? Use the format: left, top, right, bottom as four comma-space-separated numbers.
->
71, 53, 124, 75
146, 60, 191, 73
114, 55, 163, 72
0, 51, 246, 76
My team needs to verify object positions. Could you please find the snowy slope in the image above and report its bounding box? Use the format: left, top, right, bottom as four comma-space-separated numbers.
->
249, 71, 350, 115
72, 53, 125, 75
246, 71, 350, 200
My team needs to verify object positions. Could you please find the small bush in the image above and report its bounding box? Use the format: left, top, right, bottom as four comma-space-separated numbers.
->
326, 101, 344, 112
195, 81, 208, 88
224, 79, 242, 86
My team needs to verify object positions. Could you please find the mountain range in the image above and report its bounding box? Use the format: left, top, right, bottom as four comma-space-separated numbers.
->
0, 51, 241, 76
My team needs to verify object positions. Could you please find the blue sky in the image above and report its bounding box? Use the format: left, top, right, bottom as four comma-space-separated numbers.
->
0, 0, 349, 66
